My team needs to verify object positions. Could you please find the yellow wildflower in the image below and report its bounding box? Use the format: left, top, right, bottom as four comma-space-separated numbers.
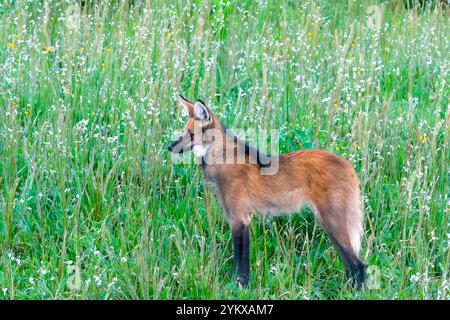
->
24, 111, 29, 116
7, 42, 14, 49
307, 31, 313, 37
420, 135, 427, 143
65, 87, 70, 95
105, 48, 111, 55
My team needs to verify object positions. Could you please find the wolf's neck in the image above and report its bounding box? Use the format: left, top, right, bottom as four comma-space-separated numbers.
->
201, 128, 270, 168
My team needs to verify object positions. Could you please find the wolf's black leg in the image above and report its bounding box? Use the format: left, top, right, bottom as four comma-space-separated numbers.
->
231, 225, 243, 275
231, 223, 250, 287
240, 224, 250, 287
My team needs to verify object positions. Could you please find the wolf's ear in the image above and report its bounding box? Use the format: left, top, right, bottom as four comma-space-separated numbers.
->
194, 100, 211, 123
177, 94, 194, 117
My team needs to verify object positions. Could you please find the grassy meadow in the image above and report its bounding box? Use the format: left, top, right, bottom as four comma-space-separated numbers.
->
0, 0, 449, 299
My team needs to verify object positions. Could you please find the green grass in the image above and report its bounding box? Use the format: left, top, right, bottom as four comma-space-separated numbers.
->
0, 0, 448, 299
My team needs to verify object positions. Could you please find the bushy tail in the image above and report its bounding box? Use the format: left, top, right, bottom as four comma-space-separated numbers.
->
346, 193, 363, 255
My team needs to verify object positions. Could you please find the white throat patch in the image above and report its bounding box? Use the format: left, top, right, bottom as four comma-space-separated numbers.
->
192, 144, 208, 158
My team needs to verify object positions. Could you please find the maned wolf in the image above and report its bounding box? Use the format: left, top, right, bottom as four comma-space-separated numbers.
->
168, 95, 366, 289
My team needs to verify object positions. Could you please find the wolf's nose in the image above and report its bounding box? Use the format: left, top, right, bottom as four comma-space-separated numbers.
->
168, 145, 173, 152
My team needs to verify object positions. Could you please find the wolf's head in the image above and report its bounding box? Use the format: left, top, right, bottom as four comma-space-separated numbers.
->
168, 95, 222, 158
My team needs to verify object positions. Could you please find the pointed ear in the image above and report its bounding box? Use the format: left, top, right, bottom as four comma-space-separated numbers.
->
194, 100, 211, 123
177, 94, 194, 117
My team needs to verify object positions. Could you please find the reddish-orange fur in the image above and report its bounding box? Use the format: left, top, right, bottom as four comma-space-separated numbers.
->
169, 96, 366, 288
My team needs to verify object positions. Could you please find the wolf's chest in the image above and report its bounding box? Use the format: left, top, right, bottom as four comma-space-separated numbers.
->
200, 166, 221, 192
203, 172, 219, 189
